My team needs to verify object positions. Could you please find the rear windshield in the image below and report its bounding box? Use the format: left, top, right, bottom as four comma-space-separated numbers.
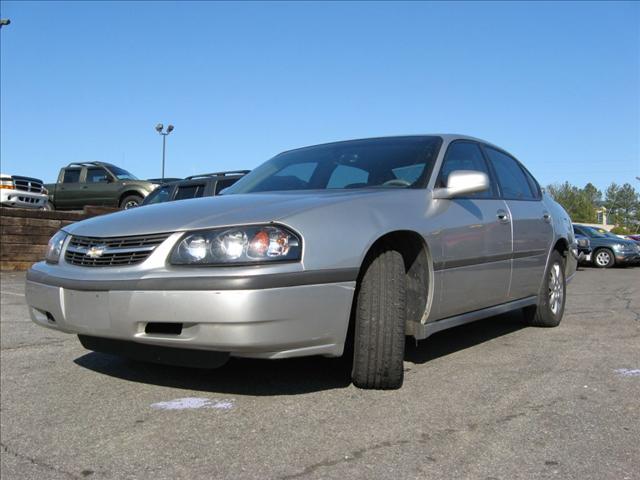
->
223, 136, 442, 194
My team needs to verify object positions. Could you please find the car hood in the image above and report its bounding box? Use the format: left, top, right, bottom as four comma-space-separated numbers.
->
592, 237, 637, 247
63, 190, 393, 237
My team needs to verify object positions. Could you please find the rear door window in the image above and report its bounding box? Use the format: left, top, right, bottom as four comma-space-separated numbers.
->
62, 169, 81, 183
484, 147, 535, 200
174, 184, 205, 200
521, 167, 541, 199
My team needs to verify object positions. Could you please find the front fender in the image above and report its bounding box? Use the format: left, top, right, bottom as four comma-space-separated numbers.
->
544, 194, 577, 280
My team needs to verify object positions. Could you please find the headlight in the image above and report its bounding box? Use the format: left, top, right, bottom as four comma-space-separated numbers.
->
0, 178, 14, 190
170, 225, 301, 265
613, 243, 633, 252
45, 230, 68, 264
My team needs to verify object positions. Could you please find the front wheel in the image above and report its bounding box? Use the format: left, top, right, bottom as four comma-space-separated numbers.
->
351, 245, 406, 390
524, 250, 566, 327
593, 248, 615, 268
120, 194, 143, 209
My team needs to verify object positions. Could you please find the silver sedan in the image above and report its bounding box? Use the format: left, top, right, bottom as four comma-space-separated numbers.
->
25, 135, 577, 389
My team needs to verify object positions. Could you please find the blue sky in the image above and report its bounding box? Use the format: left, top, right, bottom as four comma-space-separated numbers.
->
1, 1, 638, 191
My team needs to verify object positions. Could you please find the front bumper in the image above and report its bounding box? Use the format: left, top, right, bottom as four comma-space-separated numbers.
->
25, 267, 356, 360
614, 251, 640, 264
0, 189, 48, 209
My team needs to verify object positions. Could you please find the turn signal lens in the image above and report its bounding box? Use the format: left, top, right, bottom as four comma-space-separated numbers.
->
248, 230, 270, 257
45, 230, 68, 264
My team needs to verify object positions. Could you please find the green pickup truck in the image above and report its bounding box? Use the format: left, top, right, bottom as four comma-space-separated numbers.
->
45, 162, 158, 210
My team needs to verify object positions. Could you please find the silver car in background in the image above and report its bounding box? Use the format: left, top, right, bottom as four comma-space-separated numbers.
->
26, 135, 577, 389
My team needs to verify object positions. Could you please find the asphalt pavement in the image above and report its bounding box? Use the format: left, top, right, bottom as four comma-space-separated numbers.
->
1, 266, 639, 480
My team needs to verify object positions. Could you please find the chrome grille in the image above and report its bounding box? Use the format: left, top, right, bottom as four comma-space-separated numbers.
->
64, 233, 171, 267
13, 176, 44, 193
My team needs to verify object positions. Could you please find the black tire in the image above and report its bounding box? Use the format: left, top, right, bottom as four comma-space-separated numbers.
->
351, 245, 406, 390
41, 202, 53, 211
120, 194, 143, 209
593, 248, 615, 268
524, 250, 566, 327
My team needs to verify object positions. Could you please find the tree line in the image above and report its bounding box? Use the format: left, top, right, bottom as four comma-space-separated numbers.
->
545, 181, 640, 234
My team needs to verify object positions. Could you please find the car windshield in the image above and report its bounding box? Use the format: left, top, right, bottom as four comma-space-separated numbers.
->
579, 226, 609, 238
142, 185, 172, 205
223, 136, 442, 194
110, 166, 138, 180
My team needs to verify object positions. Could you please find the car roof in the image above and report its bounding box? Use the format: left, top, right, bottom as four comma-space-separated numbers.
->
276, 134, 504, 156
185, 170, 249, 180
153, 174, 246, 188
65, 161, 116, 168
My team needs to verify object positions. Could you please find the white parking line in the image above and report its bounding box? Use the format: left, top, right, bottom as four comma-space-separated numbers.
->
0, 291, 25, 297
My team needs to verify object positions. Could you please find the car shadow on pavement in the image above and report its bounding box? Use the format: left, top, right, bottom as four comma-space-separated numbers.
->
74, 352, 353, 396
405, 310, 526, 364
74, 310, 526, 395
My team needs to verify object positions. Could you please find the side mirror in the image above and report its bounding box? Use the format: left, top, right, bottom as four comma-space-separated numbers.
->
432, 170, 489, 199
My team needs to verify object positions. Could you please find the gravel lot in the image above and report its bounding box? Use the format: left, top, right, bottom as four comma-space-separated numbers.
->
1, 267, 639, 480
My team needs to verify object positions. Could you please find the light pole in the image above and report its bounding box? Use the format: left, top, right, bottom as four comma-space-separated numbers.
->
155, 123, 174, 180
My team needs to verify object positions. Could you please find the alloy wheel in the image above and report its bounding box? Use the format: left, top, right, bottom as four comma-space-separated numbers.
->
548, 262, 563, 316
595, 250, 611, 267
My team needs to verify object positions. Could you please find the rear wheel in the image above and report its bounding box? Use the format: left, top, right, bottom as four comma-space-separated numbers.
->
120, 194, 143, 209
524, 250, 566, 327
593, 248, 615, 268
351, 245, 406, 390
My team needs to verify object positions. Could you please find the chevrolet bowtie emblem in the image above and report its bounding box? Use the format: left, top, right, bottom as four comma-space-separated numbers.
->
86, 246, 106, 259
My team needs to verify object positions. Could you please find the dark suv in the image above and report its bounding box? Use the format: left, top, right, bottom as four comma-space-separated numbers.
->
573, 224, 640, 268
141, 170, 249, 206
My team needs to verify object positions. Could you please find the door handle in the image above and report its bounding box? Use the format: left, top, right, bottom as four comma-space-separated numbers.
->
497, 210, 510, 223
82, 186, 88, 189
543, 212, 552, 223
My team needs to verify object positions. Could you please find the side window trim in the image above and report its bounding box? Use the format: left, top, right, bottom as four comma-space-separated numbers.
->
166, 185, 178, 202
436, 140, 499, 199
